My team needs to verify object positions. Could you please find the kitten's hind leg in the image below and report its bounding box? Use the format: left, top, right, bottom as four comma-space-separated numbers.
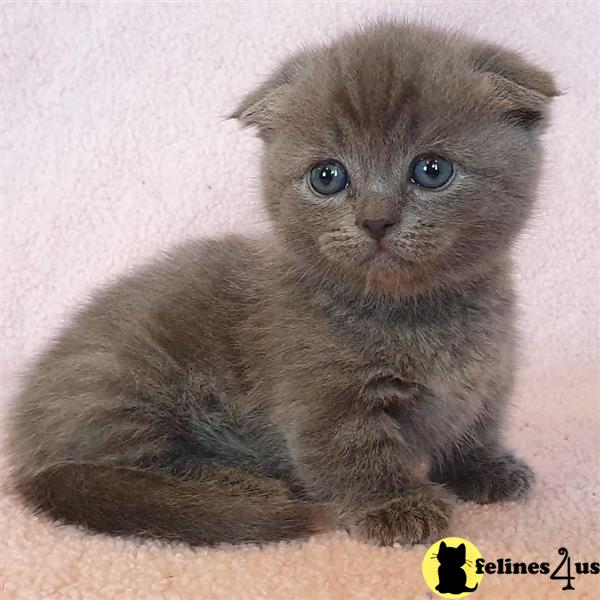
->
17, 461, 329, 546
10, 362, 328, 545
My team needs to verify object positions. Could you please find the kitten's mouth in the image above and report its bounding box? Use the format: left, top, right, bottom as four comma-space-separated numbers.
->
361, 247, 399, 267
360, 240, 431, 270
358, 246, 422, 281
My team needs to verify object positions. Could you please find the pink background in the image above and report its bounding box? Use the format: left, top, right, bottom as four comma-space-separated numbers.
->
1, 2, 599, 598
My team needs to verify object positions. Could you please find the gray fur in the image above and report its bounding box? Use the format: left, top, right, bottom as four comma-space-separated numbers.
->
7, 21, 557, 546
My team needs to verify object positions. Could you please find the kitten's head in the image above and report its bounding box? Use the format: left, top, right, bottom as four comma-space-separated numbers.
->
437, 541, 467, 567
232, 22, 558, 296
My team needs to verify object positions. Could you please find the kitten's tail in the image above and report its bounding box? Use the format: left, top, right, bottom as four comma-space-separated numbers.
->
464, 583, 479, 592
15, 462, 329, 546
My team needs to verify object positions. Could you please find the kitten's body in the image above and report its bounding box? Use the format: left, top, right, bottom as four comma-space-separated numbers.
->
8, 22, 556, 546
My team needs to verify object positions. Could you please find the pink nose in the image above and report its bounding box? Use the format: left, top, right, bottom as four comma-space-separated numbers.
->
360, 218, 396, 240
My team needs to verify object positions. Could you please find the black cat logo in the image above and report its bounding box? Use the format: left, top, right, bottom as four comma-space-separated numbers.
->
435, 541, 479, 595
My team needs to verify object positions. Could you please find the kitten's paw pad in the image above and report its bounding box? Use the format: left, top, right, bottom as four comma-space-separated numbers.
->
457, 454, 534, 503
353, 486, 453, 546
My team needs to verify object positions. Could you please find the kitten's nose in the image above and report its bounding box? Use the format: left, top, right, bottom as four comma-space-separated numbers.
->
360, 218, 396, 240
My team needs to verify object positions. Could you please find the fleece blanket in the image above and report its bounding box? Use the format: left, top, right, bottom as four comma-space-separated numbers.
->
1, 2, 598, 598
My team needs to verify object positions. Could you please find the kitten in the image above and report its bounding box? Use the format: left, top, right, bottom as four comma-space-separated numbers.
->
7, 21, 557, 546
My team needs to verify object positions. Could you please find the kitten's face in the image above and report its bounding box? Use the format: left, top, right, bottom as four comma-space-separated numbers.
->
235, 24, 557, 294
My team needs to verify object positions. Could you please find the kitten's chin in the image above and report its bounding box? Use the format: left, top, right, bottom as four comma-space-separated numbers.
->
363, 259, 423, 293
317, 240, 445, 296
358, 245, 469, 296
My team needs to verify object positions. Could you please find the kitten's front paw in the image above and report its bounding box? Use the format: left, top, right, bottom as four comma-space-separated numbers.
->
451, 454, 534, 504
350, 485, 453, 546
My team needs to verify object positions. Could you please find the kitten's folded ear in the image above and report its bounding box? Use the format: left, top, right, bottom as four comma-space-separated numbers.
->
229, 53, 308, 139
470, 43, 560, 130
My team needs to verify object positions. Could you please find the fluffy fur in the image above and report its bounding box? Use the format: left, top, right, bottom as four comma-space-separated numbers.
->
7, 21, 557, 546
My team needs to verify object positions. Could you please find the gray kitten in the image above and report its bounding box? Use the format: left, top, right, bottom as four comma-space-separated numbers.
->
8, 22, 557, 546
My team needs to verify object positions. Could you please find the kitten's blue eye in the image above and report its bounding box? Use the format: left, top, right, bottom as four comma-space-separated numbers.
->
308, 162, 348, 196
410, 156, 454, 189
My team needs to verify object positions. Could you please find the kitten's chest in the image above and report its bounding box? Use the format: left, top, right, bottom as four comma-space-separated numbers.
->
339, 300, 502, 453
339, 297, 496, 388
324, 305, 493, 457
